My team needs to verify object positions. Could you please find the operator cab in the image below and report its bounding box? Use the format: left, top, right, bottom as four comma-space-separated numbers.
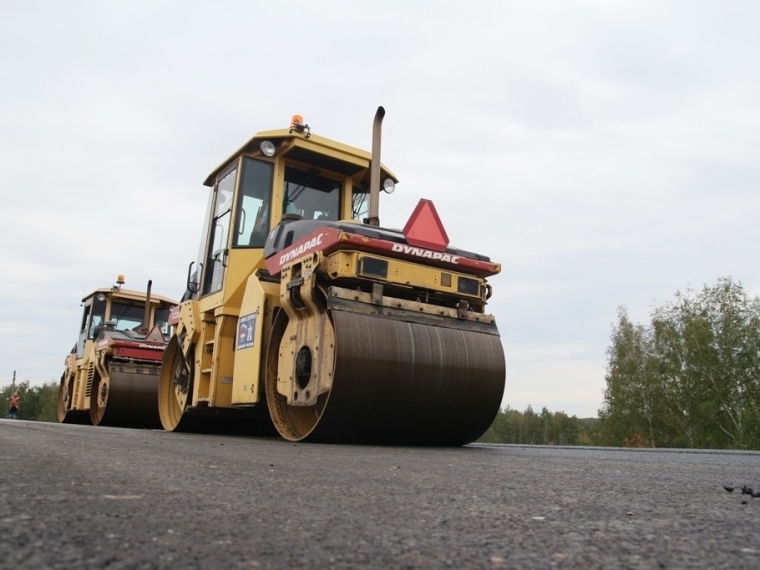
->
75, 278, 176, 359
187, 115, 398, 302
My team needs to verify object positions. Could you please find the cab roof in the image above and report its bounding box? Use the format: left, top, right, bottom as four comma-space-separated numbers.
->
204, 127, 398, 187
82, 287, 178, 305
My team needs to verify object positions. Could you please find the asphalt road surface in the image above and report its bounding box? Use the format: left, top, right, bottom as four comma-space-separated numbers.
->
1, 419, 759, 569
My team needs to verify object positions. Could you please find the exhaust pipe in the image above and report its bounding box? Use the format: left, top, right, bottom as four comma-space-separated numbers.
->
367, 106, 385, 227
142, 279, 152, 333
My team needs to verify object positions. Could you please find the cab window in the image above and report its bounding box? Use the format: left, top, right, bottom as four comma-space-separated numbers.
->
109, 302, 145, 331
154, 307, 171, 336
88, 296, 107, 339
234, 157, 274, 248
80, 304, 91, 335
352, 186, 369, 221
202, 165, 237, 296
283, 167, 340, 221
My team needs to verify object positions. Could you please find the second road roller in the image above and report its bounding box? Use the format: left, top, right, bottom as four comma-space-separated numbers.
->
58, 277, 177, 428
161, 108, 506, 445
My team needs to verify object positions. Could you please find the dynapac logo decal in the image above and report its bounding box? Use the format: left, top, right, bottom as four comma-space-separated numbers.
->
391, 243, 460, 264
279, 233, 324, 265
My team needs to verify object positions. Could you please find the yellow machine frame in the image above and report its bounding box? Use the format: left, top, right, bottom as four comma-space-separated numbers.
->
162, 112, 504, 445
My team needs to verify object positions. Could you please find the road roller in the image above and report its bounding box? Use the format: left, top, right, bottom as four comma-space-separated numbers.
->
58, 277, 178, 428
161, 108, 506, 445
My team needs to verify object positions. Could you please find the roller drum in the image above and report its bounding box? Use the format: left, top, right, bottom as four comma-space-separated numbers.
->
268, 308, 506, 445
90, 363, 162, 429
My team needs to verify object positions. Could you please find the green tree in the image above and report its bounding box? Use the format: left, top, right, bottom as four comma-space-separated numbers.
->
600, 278, 760, 449
551, 410, 581, 445
599, 307, 663, 447
652, 279, 760, 448
577, 417, 601, 445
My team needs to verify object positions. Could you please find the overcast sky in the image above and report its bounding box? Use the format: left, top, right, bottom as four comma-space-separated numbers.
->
2, 1, 759, 417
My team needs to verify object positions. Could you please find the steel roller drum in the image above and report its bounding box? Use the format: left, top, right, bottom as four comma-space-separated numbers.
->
269, 308, 506, 445
90, 363, 162, 429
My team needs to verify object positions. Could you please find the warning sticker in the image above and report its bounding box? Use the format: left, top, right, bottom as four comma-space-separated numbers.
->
237, 313, 257, 349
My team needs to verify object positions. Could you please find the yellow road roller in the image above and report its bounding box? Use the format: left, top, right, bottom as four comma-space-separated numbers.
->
58, 277, 177, 428
161, 109, 505, 444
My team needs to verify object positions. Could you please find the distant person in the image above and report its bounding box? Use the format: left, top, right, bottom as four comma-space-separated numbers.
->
8, 392, 19, 419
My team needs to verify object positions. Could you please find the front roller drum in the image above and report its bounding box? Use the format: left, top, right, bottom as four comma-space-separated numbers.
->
90, 363, 162, 429
266, 309, 506, 445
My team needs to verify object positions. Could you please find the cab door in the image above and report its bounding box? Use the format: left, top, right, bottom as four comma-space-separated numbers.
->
76, 295, 107, 358
76, 298, 93, 359
201, 163, 238, 297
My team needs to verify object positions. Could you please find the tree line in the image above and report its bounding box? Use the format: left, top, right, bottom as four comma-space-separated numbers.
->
478, 406, 599, 445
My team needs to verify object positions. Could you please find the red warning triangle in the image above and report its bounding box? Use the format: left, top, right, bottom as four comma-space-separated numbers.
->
402, 199, 450, 251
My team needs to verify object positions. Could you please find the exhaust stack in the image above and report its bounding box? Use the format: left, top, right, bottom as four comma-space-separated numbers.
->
367, 106, 385, 227
142, 280, 152, 333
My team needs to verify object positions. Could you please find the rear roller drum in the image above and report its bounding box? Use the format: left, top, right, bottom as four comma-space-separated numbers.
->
158, 335, 193, 431
56, 374, 90, 425
56, 375, 71, 423
158, 335, 276, 434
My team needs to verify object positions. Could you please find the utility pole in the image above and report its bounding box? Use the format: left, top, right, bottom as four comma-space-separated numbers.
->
12, 370, 15, 390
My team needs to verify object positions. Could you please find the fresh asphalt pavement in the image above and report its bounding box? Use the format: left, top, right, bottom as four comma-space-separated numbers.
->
1, 419, 759, 569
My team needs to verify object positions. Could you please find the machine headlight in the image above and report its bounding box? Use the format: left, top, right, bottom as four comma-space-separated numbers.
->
457, 277, 480, 297
359, 256, 388, 279
259, 140, 276, 157
382, 178, 396, 194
